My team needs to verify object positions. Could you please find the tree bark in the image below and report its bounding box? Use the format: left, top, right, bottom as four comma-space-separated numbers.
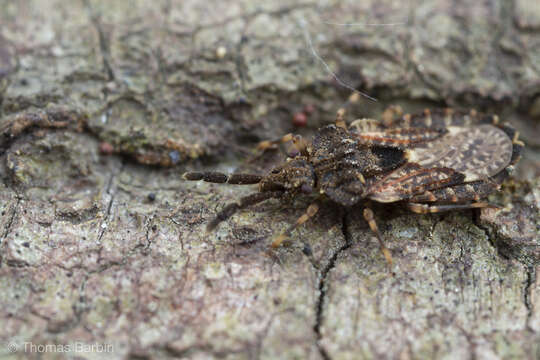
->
0, 0, 538, 359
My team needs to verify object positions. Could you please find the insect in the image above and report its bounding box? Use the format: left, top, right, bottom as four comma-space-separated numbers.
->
183, 103, 523, 264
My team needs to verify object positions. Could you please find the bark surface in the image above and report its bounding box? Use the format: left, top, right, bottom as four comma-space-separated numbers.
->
0, 0, 539, 359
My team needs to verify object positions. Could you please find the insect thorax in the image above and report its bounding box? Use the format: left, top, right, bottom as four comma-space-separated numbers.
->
310, 125, 406, 206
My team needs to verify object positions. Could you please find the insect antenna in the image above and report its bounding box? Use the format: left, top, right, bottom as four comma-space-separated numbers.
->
206, 191, 283, 231
183, 171, 262, 185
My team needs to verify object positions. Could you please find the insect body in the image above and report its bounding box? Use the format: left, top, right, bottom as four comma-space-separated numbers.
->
183, 107, 523, 264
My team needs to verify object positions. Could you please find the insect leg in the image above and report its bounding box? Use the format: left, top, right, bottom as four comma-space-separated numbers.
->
206, 191, 283, 231
335, 107, 348, 130
271, 203, 319, 248
289, 134, 309, 157
406, 202, 497, 214
336, 92, 380, 131
256, 133, 308, 157
183, 172, 262, 184
256, 133, 294, 151
380, 105, 404, 127
363, 208, 393, 266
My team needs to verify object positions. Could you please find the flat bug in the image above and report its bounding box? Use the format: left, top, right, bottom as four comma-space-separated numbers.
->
183, 100, 523, 264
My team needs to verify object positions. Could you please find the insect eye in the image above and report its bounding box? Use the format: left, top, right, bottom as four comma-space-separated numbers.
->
301, 183, 313, 194
287, 148, 300, 157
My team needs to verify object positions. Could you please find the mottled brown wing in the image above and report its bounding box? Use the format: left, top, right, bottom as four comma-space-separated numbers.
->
366, 124, 513, 203
366, 163, 465, 203
405, 124, 513, 182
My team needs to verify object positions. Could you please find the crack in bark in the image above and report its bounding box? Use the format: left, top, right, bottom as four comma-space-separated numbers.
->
473, 213, 537, 332
472, 213, 511, 261
143, 214, 156, 249
524, 264, 536, 331
96, 162, 123, 243
0, 196, 20, 267
314, 211, 351, 360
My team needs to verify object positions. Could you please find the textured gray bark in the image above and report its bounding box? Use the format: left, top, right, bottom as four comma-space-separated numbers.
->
0, 0, 539, 359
